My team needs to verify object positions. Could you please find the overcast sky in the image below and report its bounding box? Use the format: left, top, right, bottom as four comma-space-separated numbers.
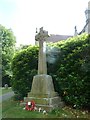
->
0, 0, 89, 46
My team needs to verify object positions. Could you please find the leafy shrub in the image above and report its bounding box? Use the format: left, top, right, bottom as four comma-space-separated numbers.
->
13, 93, 24, 101
48, 33, 90, 109
11, 46, 38, 97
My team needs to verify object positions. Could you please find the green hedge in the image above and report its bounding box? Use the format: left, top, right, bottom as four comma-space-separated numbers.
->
11, 46, 38, 97
48, 33, 90, 109
11, 33, 90, 109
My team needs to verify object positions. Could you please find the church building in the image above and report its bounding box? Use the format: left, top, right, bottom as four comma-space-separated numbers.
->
79, 1, 90, 34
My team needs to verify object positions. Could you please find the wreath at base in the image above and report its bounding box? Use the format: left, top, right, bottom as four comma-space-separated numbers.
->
25, 100, 35, 111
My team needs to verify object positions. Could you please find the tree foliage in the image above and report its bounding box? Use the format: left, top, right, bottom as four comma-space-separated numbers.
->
0, 24, 16, 86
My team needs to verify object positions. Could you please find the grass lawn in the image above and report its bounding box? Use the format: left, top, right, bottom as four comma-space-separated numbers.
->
0, 100, 2, 120
2, 97, 90, 118
0, 87, 1, 96
0, 87, 12, 95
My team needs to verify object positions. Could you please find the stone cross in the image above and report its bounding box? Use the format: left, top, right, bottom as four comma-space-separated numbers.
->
35, 27, 48, 74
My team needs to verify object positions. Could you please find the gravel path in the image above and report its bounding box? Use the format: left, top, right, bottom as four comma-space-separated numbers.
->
0, 91, 14, 103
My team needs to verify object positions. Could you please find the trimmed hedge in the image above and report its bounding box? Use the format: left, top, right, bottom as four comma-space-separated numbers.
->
11, 46, 38, 97
11, 33, 90, 109
48, 33, 90, 109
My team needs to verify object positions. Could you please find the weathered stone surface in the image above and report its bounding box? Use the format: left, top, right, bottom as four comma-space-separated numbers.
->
24, 74, 64, 111
23, 27, 64, 111
28, 75, 56, 97
24, 96, 64, 111
35, 27, 48, 74
4, 84, 8, 89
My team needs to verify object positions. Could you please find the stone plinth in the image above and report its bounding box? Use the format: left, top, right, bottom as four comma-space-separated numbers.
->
29, 75, 56, 97
24, 74, 64, 111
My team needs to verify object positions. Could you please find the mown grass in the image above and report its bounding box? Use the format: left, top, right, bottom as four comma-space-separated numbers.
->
2, 97, 90, 118
0, 87, 2, 96
0, 87, 12, 95
0, 100, 2, 120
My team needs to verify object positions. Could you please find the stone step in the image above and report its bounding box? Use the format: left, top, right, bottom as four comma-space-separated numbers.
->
24, 96, 62, 105
20, 101, 64, 112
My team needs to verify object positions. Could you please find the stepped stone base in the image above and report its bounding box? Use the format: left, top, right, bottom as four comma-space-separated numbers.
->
24, 96, 64, 111
23, 74, 64, 111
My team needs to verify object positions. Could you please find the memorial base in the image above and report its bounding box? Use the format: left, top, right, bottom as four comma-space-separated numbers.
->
23, 74, 64, 111
24, 96, 64, 111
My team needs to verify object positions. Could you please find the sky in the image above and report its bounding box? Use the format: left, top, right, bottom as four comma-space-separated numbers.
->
0, 0, 89, 46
